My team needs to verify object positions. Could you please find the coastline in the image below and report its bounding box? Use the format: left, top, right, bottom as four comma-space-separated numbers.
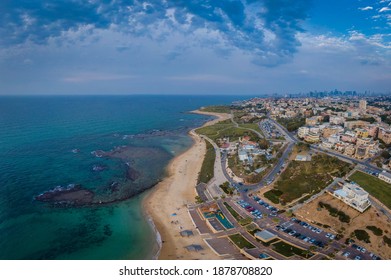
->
143, 109, 230, 260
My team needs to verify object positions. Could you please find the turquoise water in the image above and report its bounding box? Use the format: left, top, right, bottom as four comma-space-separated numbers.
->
215, 211, 234, 229
0, 95, 246, 259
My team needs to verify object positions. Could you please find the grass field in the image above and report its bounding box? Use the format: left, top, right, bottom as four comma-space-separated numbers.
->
272, 241, 312, 258
238, 123, 264, 136
200, 105, 231, 113
196, 122, 260, 142
223, 202, 243, 221
197, 140, 215, 184
228, 234, 256, 249
349, 171, 391, 209
265, 154, 352, 204
264, 189, 283, 204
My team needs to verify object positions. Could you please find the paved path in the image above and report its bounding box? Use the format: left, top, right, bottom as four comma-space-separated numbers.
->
199, 135, 227, 198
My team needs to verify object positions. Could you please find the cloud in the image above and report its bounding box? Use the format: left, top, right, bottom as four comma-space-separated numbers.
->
0, 0, 311, 67
166, 74, 250, 84
379, 7, 391, 12
359, 6, 373, 11
62, 72, 137, 83
298, 30, 391, 69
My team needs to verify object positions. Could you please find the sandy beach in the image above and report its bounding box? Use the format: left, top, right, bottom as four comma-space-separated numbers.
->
143, 109, 230, 260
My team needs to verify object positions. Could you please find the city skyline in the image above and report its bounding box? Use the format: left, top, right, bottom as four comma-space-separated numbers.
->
1, 0, 390, 95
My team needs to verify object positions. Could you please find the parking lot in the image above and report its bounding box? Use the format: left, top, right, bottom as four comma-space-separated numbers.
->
341, 242, 382, 260
236, 196, 339, 252
260, 120, 283, 139
275, 217, 333, 249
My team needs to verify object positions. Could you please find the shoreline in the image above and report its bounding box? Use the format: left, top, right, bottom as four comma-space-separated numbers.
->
143, 109, 230, 260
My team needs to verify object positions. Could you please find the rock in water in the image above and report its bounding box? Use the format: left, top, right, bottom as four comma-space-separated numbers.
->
34, 184, 94, 206
125, 162, 141, 181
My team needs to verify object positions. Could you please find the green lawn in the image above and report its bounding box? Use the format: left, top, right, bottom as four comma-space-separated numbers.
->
349, 171, 391, 209
272, 241, 313, 258
238, 123, 264, 136
266, 154, 352, 204
223, 202, 243, 221
196, 121, 260, 142
228, 234, 255, 249
264, 189, 283, 204
197, 140, 215, 184
200, 105, 231, 113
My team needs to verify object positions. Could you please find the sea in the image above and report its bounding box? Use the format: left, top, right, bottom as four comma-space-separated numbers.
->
0, 95, 249, 260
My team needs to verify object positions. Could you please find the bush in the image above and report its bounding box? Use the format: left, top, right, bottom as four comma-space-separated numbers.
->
318, 202, 351, 223
219, 181, 234, 195
384, 235, 391, 247
366, 226, 383, 236
354, 229, 371, 243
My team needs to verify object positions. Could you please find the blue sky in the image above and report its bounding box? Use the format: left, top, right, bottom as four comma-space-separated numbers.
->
0, 0, 390, 95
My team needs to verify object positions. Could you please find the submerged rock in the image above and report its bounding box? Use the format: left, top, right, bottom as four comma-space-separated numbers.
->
34, 184, 94, 206
125, 162, 141, 181
92, 164, 107, 172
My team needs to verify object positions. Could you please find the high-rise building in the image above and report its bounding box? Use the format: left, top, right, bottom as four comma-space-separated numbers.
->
359, 99, 367, 112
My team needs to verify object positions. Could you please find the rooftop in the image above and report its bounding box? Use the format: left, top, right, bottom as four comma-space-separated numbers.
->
380, 171, 391, 180
254, 230, 276, 242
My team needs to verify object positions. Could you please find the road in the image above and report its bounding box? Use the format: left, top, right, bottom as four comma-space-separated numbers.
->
196, 115, 387, 260
231, 111, 265, 140
310, 145, 383, 173
268, 117, 383, 173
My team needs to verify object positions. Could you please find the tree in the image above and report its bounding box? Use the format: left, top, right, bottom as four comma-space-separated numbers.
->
195, 196, 203, 204
258, 139, 270, 149
380, 150, 390, 159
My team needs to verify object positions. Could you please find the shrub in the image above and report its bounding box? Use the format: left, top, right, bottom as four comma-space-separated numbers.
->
383, 235, 391, 247
366, 226, 383, 236
353, 229, 371, 243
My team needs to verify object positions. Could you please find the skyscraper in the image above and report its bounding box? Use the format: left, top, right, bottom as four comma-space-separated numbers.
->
359, 99, 367, 112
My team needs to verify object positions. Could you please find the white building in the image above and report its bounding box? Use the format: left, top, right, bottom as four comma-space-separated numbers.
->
331, 182, 371, 213
359, 99, 367, 112
321, 141, 334, 149
378, 171, 391, 184
238, 150, 249, 161
309, 126, 321, 134
298, 126, 309, 138
328, 134, 340, 144
295, 155, 312, 161
330, 116, 345, 125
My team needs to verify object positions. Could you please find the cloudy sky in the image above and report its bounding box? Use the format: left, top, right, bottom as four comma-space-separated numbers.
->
0, 0, 390, 95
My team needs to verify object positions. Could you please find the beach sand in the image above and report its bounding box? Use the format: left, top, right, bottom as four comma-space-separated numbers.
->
143, 110, 230, 260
